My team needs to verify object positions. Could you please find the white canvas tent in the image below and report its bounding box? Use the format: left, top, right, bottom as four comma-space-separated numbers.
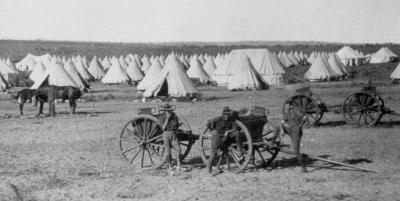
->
370, 47, 398, 63
0, 59, 19, 86
5, 58, 17, 71
390, 62, 400, 80
141, 56, 152, 73
241, 49, 285, 85
187, 56, 210, 84
15, 54, 37, 71
304, 55, 337, 82
31, 61, 78, 89
143, 57, 199, 98
88, 56, 106, 80
227, 54, 267, 90
203, 58, 217, 76
101, 59, 130, 84
29, 61, 46, 83
101, 56, 112, 70
74, 56, 93, 81
0, 74, 9, 91
328, 54, 349, 77
336, 46, 364, 67
137, 59, 163, 90
126, 60, 144, 82
64, 60, 89, 90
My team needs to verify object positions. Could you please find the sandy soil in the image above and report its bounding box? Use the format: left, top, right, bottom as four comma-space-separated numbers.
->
1, 83, 400, 201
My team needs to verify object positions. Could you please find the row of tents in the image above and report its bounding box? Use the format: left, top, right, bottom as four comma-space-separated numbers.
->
1, 46, 399, 96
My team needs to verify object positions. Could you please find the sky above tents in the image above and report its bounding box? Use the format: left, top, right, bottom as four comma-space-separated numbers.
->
0, 0, 399, 43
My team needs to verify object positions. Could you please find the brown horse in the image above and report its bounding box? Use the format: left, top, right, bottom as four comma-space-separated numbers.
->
11, 88, 36, 115
34, 86, 82, 116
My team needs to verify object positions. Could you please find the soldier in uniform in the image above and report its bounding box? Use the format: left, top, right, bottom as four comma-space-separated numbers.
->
280, 107, 308, 172
206, 107, 242, 174
158, 103, 185, 171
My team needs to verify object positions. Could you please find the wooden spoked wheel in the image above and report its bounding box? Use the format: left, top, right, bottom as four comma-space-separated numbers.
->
119, 115, 195, 169
250, 122, 280, 167
119, 115, 164, 169
342, 92, 383, 126
200, 120, 253, 173
282, 94, 323, 128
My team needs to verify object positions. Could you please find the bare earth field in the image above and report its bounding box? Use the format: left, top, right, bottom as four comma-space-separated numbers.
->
1, 81, 400, 201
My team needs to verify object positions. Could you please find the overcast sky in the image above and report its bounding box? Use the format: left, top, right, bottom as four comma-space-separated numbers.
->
0, 0, 399, 43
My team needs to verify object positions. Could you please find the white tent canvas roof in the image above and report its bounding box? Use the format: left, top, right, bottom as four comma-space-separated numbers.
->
241, 49, 285, 85
203, 58, 217, 76
137, 59, 163, 91
101, 59, 130, 84
328, 54, 348, 76
370, 47, 398, 64
141, 56, 152, 73
187, 56, 210, 84
74, 57, 93, 81
15, 53, 37, 71
336, 46, 364, 66
0, 74, 9, 91
29, 61, 46, 83
227, 54, 267, 90
304, 55, 336, 81
143, 57, 199, 98
5, 58, 17, 71
101, 56, 112, 70
88, 56, 106, 80
31, 61, 78, 89
390, 62, 400, 79
64, 60, 88, 90
126, 60, 144, 82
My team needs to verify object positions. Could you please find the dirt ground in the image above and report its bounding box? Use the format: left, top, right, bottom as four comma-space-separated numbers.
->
1, 82, 400, 201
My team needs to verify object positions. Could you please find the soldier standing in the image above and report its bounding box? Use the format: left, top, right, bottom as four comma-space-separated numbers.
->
157, 103, 185, 171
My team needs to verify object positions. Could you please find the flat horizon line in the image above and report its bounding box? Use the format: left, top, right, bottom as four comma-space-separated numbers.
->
1, 38, 399, 46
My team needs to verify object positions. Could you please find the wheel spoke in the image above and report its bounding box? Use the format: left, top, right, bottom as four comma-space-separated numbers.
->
131, 119, 143, 137
129, 148, 142, 164
362, 111, 368, 124
120, 136, 140, 142
143, 118, 148, 139
229, 150, 241, 166
366, 111, 376, 122
146, 148, 154, 166
122, 145, 140, 155
180, 142, 189, 147
146, 135, 163, 143
147, 122, 158, 138
357, 112, 363, 125
256, 148, 266, 164
140, 147, 145, 167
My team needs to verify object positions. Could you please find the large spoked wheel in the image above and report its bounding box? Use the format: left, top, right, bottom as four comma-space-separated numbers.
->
119, 115, 195, 170
342, 92, 383, 126
251, 121, 280, 167
119, 115, 165, 169
200, 120, 253, 173
282, 95, 323, 128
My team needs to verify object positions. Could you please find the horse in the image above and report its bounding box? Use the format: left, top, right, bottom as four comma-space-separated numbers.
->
11, 88, 36, 115
34, 86, 82, 116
